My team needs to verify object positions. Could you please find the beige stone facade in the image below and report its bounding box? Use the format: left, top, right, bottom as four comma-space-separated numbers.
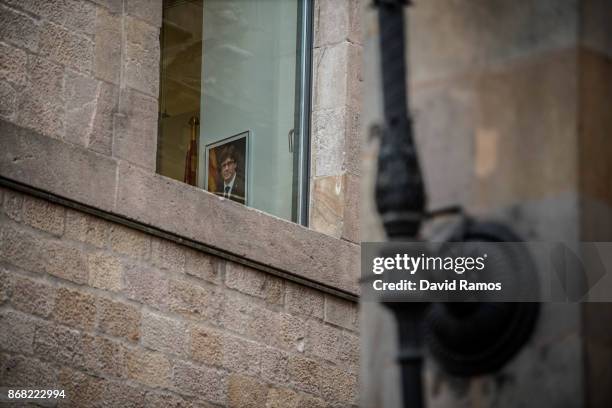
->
0, 187, 358, 406
0, 0, 363, 406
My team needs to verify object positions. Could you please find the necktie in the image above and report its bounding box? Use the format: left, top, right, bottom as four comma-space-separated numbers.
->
224, 186, 230, 198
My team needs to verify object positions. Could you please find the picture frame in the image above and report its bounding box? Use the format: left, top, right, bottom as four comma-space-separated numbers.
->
205, 130, 249, 205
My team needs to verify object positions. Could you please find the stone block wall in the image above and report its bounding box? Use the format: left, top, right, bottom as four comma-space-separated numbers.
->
0, 0, 363, 241
0, 0, 363, 405
309, 0, 363, 244
0, 186, 359, 407
0, 0, 160, 170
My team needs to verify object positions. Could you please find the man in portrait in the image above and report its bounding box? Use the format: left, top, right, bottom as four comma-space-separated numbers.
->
215, 145, 246, 205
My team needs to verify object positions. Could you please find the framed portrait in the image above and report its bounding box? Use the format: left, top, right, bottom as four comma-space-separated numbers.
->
205, 131, 249, 205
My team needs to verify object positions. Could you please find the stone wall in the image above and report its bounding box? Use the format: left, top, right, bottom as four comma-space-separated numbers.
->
0, 0, 363, 405
0, 186, 359, 407
0, 0, 361, 290
309, 0, 363, 243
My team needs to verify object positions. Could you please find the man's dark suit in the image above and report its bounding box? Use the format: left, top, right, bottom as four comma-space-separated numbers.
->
215, 174, 246, 205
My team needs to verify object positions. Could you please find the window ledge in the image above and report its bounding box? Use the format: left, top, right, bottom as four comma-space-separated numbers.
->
0, 120, 360, 299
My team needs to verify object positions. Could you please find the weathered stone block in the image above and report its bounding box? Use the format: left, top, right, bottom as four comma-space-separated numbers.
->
286, 282, 325, 319
39, 22, 94, 72
222, 334, 264, 376
0, 310, 36, 354
313, 42, 361, 111
324, 295, 358, 331
22, 195, 65, 236
227, 374, 269, 408
151, 237, 186, 272
225, 262, 284, 304
184, 248, 221, 284
2, 189, 22, 221
44, 240, 89, 284
338, 332, 359, 372
166, 277, 224, 322
0, 223, 46, 275
344, 107, 362, 176
64, 209, 109, 248
94, 7, 122, 84
142, 310, 189, 356
0, 4, 40, 52
109, 223, 151, 259
266, 275, 285, 306
127, 348, 172, 388
52, 287, 97, 331
287, 355, 321, 395
90, 0, 123, 14
0, 354, 58, 388
347, 42, 363, 113
307, 320, 342, 364
0, 268, 10, 305
145, 391, 201, 408
123, 262, 168, 309
219, 294, 262, 337
88, 251, 123, 291
190, 325, 223, 366
272, 313, 308, 352
0, 39, 26, 88
10, 276, 56, 318
126, 0, 163, 28
97, 297, 141, 342
408, 0, 578, 83
97, 380, 147, 408
342, 172, 360, 243
315, 0, 352, 47
89, 79, 118, 155
64, 69, 98, 146
0, 120, 118, 212
470, 51, 578, 209
57, 367, 106, 407
33, 321, 83, 365
17, 56, 65, 138
4, 0, 97, 36
172, 360, 227, 405
319, 364, 358, 404
114, 89, 158, 170
312, 108, 347, 177
82, 334, 128, 378
124, 16, 160, 97
310, 174, 345, 238
0, 223, 87, 284
0, 81, 16, 120
266, 387, 301, 408
261, 347, 290, 386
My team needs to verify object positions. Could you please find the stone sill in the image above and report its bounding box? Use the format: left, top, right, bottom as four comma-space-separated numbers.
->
0, 120, 360, 299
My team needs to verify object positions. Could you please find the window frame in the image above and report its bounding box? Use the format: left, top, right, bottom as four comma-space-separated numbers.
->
156, 0, 315, 226
295, 0, 315, 226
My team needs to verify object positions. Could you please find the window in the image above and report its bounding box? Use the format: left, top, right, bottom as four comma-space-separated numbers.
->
157, 0, 313, 224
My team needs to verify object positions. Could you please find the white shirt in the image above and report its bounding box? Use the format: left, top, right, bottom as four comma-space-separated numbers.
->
223, 174, 236, 198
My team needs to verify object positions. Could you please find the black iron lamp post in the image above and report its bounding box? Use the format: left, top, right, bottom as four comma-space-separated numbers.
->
372, 1, 540, 407
373, 1, 430, 407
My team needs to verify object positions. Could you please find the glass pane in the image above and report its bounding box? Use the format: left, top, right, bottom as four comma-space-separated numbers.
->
158, 0, 308, 223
